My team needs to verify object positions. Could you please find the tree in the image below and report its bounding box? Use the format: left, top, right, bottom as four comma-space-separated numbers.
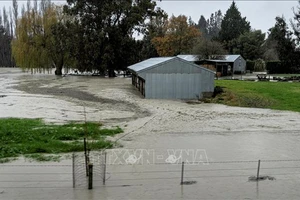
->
64, 0, 159, 77
197, 10, 223, 40
0, 22, 14, 67
0, 6, 14, 67
262, 40, 279, 61
234, 30, 266, 60
151, 15, 201, 56
3, 7, 10, 35
12, 0, 18, 34
193, 37, 226, 59
46, 6, 75, 75
207, 10, 223, 39
12, 3, 73, 74
218, 1, 250, 53
267, 16, 298, 72
254, 58, 266, 72
197, 15, 207, 37
291, 1, 300, 43
140, 8, 168, 60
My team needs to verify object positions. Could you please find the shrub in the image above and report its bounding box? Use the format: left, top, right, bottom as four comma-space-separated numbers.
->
254, 59, 266, 72
213, 86, 224, 97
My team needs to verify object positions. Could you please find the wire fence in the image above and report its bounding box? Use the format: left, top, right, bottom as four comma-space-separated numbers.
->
2, 157, 300, 189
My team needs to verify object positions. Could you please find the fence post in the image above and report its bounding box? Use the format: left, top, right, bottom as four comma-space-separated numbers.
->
103, 152, 107, 185
180, 162, 185, 185
88, 163, 93, 189
257, 160, 261, 180
84, 138, 88, 176
72, 153, 75, 188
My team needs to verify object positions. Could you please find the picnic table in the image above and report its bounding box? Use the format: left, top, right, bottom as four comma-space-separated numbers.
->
257, 74, 269, 81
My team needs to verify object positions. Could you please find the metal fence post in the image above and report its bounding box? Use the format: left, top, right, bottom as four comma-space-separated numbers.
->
88, 163, 93, 189
180, 162, 185, 185
72, 153, 75, 188
103, 152, 107, 185
257, 160, 261, 180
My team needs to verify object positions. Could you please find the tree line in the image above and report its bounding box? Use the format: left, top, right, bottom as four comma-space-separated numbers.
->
0, 0, 300, 75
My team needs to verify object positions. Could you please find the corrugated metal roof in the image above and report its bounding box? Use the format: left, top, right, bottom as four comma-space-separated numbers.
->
208, 59, 229, 63
176, 55, 199, 62
128, 57, 174, 72
225, 55, 240, 62
178, 54, 241, 62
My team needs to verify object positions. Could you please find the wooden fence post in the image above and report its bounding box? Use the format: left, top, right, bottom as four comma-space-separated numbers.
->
88, 163, 93, 189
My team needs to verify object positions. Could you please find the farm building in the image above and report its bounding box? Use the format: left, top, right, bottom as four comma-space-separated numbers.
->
127, 57, 215, 99
177, 54, 246, 76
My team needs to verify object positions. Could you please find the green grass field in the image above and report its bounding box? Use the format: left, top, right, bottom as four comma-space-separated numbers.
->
0, 118, 123, 162
214, 80, 300, 112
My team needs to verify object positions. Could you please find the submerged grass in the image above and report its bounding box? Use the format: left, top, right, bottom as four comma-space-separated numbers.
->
0, 118, 123, 162
214, 80, 300, 112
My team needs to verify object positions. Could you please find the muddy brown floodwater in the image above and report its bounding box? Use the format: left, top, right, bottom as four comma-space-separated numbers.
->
1, 68, 300, 200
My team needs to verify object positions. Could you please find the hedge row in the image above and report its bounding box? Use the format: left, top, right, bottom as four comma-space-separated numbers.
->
246, 60, 296, 74
246, 61, 255, 72
265, 61, 284, 74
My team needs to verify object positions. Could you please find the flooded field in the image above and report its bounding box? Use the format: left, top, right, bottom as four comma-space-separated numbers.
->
1, 68, 300, 199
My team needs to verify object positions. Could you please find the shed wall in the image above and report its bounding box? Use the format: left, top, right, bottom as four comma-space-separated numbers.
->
145, 73, 214, 99
200, 70, 215, 92
233, 56, 246, 73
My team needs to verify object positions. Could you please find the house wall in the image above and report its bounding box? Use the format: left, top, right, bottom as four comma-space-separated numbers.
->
233, 56, 246, 73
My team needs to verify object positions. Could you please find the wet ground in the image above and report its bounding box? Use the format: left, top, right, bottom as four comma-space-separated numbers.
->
1, 68, 300, 199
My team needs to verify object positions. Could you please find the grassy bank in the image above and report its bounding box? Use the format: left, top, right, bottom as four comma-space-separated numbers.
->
0, 118, 123, 162
214, 80, 300, 112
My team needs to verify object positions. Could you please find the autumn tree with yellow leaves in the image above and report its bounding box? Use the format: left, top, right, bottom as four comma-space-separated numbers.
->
12, 1, 74, 75
151, 15, 201, 56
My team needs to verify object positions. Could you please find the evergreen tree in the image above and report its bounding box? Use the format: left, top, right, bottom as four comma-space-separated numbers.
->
291, 1, 300, 43
219, 1, 250, 53
197, 15, 207, 37
234, 30, 265, 60
268, 16, 298, 72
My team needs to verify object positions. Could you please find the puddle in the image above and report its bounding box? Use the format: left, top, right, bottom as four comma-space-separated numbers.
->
181, 181, 197, 185
248, 176, 276, 181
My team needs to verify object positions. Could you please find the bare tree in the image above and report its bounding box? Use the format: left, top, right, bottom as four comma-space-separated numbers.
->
21, 5, 25, 17
9, 7, 13, 36
0, 10, 2, 27
27, 0, 31, 13
12, 0, 18, 35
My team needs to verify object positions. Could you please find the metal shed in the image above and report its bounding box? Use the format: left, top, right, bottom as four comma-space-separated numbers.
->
177, 54, 246, 76
127, 57, 215, 99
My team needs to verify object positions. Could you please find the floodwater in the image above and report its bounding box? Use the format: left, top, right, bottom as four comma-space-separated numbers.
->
1, 68, 300, 199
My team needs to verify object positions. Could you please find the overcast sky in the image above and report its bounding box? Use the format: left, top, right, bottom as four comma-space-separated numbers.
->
0, 0, 299, 34
156, 0, 299, 34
